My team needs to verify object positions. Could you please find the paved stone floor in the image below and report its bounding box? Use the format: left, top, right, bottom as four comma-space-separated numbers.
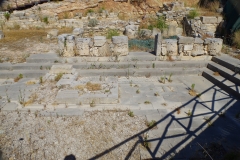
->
0, 75, 240, 159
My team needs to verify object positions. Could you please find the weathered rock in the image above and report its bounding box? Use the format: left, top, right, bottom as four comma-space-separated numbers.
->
201, 16, 218, 24
94, 36, 106, 47
112, 36, 128, 56
75, 38, 91, 56
125, 25, 139, 38
204, 38, 223, 56
167, 25, 176, 36
64, 35, 75, 57
47, 29, 59, 39
178, 36, 194, 44
139, 29, 152, 38
72, 28, 84, 36
58, 34, 69, 56
154, 33, 162, 56
162, 39, 178, 56
0, 30, 4, 39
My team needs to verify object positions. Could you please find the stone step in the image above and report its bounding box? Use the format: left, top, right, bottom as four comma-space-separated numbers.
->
207, 62, 240, 85
26, 53, 60, 63
202, 69, 240, 99
0, 61, 209, 70
77, 68, 204, 77
0, 70, 48, 78
212, 55, 240, 73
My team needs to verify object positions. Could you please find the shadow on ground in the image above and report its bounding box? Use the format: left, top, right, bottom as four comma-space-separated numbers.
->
88, 75, 240, 159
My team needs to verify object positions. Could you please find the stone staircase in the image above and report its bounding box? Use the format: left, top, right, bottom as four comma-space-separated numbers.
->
202, 54, 240, 99
0, 52, 209, 79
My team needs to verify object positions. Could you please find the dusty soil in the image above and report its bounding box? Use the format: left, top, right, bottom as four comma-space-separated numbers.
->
0, 110, 147, 160
0, 28, 72, 63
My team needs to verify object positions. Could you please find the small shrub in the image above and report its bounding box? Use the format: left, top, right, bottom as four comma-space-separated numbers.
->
54, 73, 63, 82
186, 110, 192, 117
188, 9, 199, 19
154, 92, 159, 96
106, 29, 119, 39
98, 7, 105, 13
39, 76, 43, 84
144, 101, 151, 104
43, 17, 49, 24
146, 120, 157, 128
88, 19, 98, 27
14, 74, 23, 82
4, 12, 10, 20
148, 16, 168, 31
168, 73, 173, 82
233, 30, 240, 49
136, 89, 140, 94
90, 100, 96, 107
128, 111, 134, 117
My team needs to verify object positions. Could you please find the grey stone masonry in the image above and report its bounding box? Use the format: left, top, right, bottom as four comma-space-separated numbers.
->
155, 34, 223, 58
58, 34, 129, 57
0, 30, 4, 39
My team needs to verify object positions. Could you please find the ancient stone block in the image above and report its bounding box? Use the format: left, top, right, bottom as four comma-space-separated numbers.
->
178, 36, 194, 44
204, 38, 223, 56
47, 29, 59, 39
167, 24, 176, 36
112, 36, 128, 44
125, 25, 139, 38
94, 36, 106, 47
154, 33, 162, 56
184, 45, 193, 51
72, 28, 84, 36
75, 38, 91, 56
201, 16, 218, 24
64, 35, 75, 57
0, 30, 4, 39
165, 39, 178, 55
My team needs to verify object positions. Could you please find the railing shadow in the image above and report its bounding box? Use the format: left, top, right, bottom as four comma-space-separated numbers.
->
88, 73, 240, 159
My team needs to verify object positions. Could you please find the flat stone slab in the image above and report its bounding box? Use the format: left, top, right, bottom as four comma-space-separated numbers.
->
2, 102, 18, 111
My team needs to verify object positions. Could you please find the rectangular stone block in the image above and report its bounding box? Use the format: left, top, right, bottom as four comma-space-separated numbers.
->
112, 36, 128, 44
94, 36, 106, 47
50, 65, 73, 74
201, 16, 218, 24
184, 44, 193, 51
178, 36, 194, 44
75, 38, 91, 56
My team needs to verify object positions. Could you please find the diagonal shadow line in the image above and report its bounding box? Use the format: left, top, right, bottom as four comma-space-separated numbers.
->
124, 137, 141, 160
152, 116, 175, 158
88, 76, 239, 160
159, 98, 236, 160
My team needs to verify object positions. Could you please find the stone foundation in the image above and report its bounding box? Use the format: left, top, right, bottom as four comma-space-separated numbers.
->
58, 35, 129, 57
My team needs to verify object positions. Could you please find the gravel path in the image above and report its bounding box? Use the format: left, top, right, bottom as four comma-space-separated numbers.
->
0, 110, 147, 160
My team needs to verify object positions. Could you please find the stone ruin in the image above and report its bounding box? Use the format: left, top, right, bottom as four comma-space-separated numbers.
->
58, 34, 129, 57
183, 16, 223, 38
155, 33, 223, 60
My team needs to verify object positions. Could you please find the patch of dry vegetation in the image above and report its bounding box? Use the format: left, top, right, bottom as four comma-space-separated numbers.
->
75, 82, 102, 91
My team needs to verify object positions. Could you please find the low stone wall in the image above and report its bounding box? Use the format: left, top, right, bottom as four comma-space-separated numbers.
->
58, 35, 128, 57
155, 33, 223, 59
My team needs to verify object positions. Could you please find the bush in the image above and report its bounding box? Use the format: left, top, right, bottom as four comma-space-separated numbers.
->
43, 17, 49, 24
4, 12, 10, 20
233, 30, 240, 49
106, 29, 119, 39
88, 19, 98, 27
148, 16, 168, 31
188, 9, 199, 19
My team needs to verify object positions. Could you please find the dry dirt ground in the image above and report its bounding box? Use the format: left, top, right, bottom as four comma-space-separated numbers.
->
0, 110, 147, 160
0, 28, 72, 63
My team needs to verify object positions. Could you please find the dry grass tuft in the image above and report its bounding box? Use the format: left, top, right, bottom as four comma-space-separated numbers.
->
75, 82, 102, 91
86, 82, 102, 91
26, 81, 36, 85
213, 72, 220, 76
189, 89, 198, 96
233, 30, 240, 49
25, 93, 38, 106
